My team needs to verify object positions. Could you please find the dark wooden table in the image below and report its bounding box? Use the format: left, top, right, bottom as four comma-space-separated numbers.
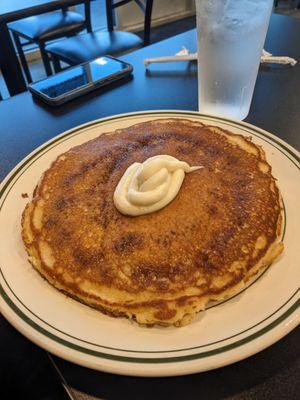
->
0, 13, 299, 400
0, 0, 89, 97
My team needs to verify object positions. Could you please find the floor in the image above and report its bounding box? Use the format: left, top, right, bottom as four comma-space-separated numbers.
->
275, 0, 300, 15
0, 0, 299, 100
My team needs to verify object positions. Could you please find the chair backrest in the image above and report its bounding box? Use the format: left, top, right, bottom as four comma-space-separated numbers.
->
62, 0, 92, 33
83, 0, 92, 33
105, 0, 153, 45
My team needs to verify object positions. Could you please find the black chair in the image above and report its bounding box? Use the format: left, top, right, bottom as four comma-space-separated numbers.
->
45, 0, 153, 71
8, 1, 92, 83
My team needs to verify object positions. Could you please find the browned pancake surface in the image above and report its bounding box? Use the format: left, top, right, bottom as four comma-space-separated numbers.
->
22, 119, 283, 326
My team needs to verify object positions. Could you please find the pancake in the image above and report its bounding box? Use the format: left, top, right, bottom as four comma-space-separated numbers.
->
22, 118, 283, 326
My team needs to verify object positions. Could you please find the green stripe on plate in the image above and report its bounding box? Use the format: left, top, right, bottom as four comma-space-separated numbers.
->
0, 280, 298, 363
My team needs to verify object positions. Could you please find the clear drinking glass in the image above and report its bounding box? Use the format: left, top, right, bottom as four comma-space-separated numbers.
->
196, 0, 273, 120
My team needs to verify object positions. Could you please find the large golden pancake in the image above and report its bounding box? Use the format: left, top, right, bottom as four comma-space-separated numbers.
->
22, 119, 283, 326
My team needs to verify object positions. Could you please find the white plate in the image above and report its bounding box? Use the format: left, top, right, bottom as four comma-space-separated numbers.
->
0, 111, 299, 377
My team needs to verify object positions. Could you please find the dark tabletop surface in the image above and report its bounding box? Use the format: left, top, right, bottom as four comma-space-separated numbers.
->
0, 0, 55, 17
0, 0, 84, 19
0, 13, 299, 400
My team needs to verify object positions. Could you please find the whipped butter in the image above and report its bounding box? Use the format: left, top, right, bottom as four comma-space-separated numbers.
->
113, 155, 202, 216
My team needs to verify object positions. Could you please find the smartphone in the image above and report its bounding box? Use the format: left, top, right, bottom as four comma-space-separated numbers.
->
28, 56, 133, 106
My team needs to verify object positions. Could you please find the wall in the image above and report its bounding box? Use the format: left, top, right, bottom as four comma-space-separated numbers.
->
117, 0, 195, 31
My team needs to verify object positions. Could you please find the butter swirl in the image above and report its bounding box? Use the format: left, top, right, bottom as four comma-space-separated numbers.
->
113, 155, 202, 216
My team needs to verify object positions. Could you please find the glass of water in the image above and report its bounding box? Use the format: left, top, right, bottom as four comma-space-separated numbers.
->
196, 0, 273, 120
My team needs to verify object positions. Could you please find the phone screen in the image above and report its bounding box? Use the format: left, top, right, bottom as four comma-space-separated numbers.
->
31, 57, 130, 99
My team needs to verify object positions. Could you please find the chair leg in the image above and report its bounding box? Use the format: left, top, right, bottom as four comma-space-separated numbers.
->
39, 42, 53, 76
12, 32, 32, 83
143, 0, 153, 46
105, 0, 114, 31
51, 55, 62, 74
84, 0, 92, 32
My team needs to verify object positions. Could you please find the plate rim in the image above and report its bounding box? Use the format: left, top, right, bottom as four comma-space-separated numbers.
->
0, 110, 299, 376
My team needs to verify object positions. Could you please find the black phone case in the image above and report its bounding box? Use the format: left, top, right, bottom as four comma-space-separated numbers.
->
29, 56, 133, 106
